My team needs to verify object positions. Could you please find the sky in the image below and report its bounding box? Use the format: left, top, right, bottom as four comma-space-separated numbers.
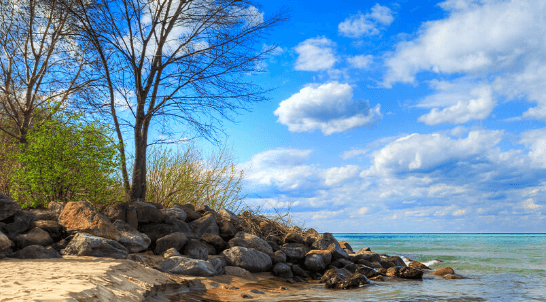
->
192, 0, 546, 233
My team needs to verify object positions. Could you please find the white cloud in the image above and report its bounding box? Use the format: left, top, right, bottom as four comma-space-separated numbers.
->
324, 165, 361, 186
519, 128, 546, 168
294, 37, 337, 71
358, 207, 369, 215
274, 82, 382, 135
338, 4, 394, 38
522, 198, 543, 211
418, 85, 495, 125
453, 209, 467, 216
347, 55, 374, 69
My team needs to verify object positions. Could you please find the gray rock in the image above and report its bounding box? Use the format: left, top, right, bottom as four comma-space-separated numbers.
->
132, 202, 165, 224
0, 194, 20, 221
3, 212, 34, 239
14, 227, 53, 249
163, 247, 181, 258
219, 209, 242, 224
281, 243, 310, 262
28, 209, 57, 221
228, 237, 249, 249
31, 220, 63, 239
0, 231, 13, 251
190, 213, 219, 238
13, 245, 61, 259
201, 233, 227, 251
224, 266, 255, 279
304, 253, 326, 272
331, 258, 353, 269
271, 250, 287, 264
48, 201, 66, 218
102, 202, 129, 223
161, 208, 187, 222
113, 220, 151, 253
183, 239, 209, 260
208, 255, 227, 275
160, 256, 216, 276
292, 264, 311, 278
218, 220, 236, 239
221, 246, 272, 273
283, 232, 304, 244
234, 232, 273, 255
61, 233, 128, 259
139, 223, 177, 242
272, 263, 293, 279
155, 232, 188, 255
312, 233, 348, 260
174, 204, 200, 222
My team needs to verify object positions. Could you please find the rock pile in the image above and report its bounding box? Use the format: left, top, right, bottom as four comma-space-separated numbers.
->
0, 194, 440, 289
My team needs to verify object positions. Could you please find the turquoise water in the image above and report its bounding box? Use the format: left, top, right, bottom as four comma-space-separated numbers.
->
327, 233, 546, 301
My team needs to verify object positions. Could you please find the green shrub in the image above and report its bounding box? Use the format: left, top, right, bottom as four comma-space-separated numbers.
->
10, 109, 121, 208
145, 143, 247, 212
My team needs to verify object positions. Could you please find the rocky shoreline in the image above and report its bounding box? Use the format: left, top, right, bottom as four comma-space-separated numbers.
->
0, 193, 463, 301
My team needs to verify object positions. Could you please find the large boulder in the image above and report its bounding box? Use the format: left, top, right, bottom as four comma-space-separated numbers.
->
31, 220, 63, 239
280, 243, 310, 262
382, 256, 406, 267
183, 239, 209, 260
168, 219, 197, 239
62, 233, 128, 259
339, 241, 354, 254
13, 245, 61, 259
48, 201, 66, 218
102, 202, 129, 223
356, 265, 381, 278
0, 194, 20, 221
174, 204, 200, 222
201, 234, 227, 252
28, 209, 57, 222
159, 256, 216, 276
320, 267, 368, 289
14, 227, 54, 249
386, 267, 423, 279
0, 231, 13, 251
306, 250, 332, 265
271, 250, 287, 264
224, 266, 255, 279
208, 255, 227, 275
114, 220, 151, 253
190, 213, 219, 238
58, 201, 121, 241
409, 261, 430, 270
139, 223, 178, 242
283, 232, 304, 244
221, 246, 272, 273
218, 220, 236, 240
234, 232, 273, 255
272, 263, 293, 279
304, 253, 326, 272
131, 202, 165, 224
161, 208, 187, 222
3, 211, 34, 239
350, 251, 381, 264
219, 208, 242, 225
155, 232, 188, 255
312, 233, 348, 260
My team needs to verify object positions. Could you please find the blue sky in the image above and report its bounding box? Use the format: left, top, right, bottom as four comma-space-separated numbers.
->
201, 0, 546, 233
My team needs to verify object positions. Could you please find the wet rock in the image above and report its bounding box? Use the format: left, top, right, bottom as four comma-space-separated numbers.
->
183, 239, 209, 260
201, 233, 227, 252
409, 261, 430, 270
208, 255, 227, 275
369, 275, 384, 282
320, 267, 351, 282
339, 241, 354, 254
356, 265, 380, 278
272, 263, 293, 279
13, 245, 61, 259
62, 233, 128, 259
283, 232, 304, 244
132, 202, 165, 224
271, 250, 287, 264
350, 251, 381, 264
304, 253, 326, 272
174, 204, 200, 222
344, 263, 358, 273
114, 220, 151, 253
444, 274, 464, 279
321, 267, 367, 289
312, 233, 348, 260
380, 260, 395, 268
190, 213, 219, 238
383, 256, 406, 267
155, 232, 188, 255
0, 231, 13, 251
58, 201, 121, 241
434, 267, 455, 276
159, 256, 216, 276
234, 232, 273, 255
225, 266, 255, 279
0, 194, 20, 221
139, 223, 178, 242
386, 266, 423, 279
221, 246, 272, 273
161, 207, 187, 222
163, 247, 181, 258
280, 243, 310, 262
31, 220, 63, 239
14, 227, 53, 249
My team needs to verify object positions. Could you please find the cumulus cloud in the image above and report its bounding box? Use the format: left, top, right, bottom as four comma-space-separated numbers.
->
338, 4, 394, 38
519, 128, 546, 167
347, 55, 374, 69
294, 37, 337, 71
274, 82, 382, 135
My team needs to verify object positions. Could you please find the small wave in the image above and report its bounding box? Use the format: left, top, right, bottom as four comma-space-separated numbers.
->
422, 259, 442, 267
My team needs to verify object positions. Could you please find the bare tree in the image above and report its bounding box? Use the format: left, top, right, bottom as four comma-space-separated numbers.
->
0, 0, 96, 144
60, 0, 285, 201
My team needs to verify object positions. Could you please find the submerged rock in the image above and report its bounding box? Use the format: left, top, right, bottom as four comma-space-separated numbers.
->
386, 266, 423, 279
434, 267, 455, 276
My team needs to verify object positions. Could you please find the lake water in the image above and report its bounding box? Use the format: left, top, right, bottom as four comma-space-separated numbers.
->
326, 233, 546, 301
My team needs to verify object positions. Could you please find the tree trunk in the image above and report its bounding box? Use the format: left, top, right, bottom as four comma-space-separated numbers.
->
130, 134, 147, 202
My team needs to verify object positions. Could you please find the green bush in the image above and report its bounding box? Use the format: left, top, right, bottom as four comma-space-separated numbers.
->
145, 143, 247, 212
10, 109, 121, 208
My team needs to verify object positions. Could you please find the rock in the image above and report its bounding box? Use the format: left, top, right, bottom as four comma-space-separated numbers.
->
357, 247, 371, 253
234, 232, 273, 255
444, 274, 464, 279
283, 232, 304, 244
61, 233, 128, 259
434, 267, 455, 276
312, 233, 348, 260
221, 246, 272, 273
304, 235, 316, 247
331, 258, 353, 269
306, 250, 332, 265
28, 209, 57, 221
126, 207, 139, 229
225, 266, 255, 279
383, 256, 406, 267
31, 220, 63, 239
218, 220, 236, 240
267, 240, 279, 252
204, 242, 216, 255
0, 194, 20, 221
14, 227, 53, 249
114, 220, 151, 253
155, 232, 188, 255
127, 253, 164, 268
345, 263, 358, 273
219, 208, 242, 225
139, 223, 178, 242
292, 264, 311, 278
48, 201, 66, 218
409, 261, 430, 270
183, 239, 209, 260
3, 212, 33, 238
380, 260, 395, 268
320, 267, 351, 282
201, 233, 227, 251
58, 201, 121, 241
190, 213, 219, 238
350, 251, 381, 264
208, 255, 227, 275
168, 219, 198, 239
51, 238, 70, 252
0, 231, 13, 251
241, 293, 253, 299
12, 245, 61, 259
272, 263, 293, 279
161, 208, 187, 222
280, 243, 310, 262
228, 237, 249, 249
271, 250, 287, 264
102, 202, 129, 223
369, 275, 384, 282
304, 253, 326, 272
321, 268, 367, 289
131, 201, 165, 224
386, 267, 423, 279
163, 247, 181, 258
159, 256, 216, 276
356, 265, 380, 278
339, 241, 354, 254
174, 204, 200, 222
